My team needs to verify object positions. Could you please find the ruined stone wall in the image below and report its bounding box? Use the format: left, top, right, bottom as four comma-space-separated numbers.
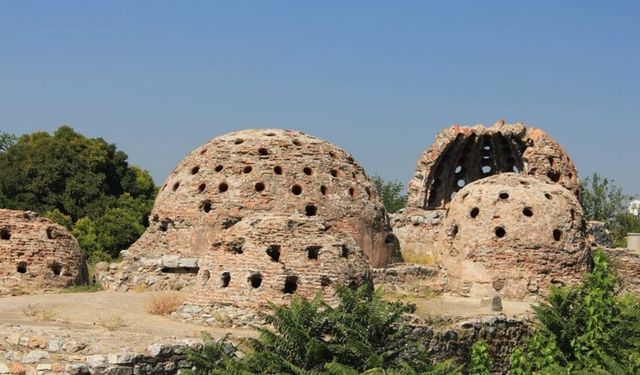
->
0, 209, 88, 296
607, 248, 640, 294
436, 174, 589, 299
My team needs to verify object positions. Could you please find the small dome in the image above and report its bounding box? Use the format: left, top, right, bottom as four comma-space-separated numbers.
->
0, 209, 88, 295
185, 213, 371, 313
436, 174, 588, 298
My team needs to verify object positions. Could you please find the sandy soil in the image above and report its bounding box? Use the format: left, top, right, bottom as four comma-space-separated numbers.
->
0, 291, 256, 353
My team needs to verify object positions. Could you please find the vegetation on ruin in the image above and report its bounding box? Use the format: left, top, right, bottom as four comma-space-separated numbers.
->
0, 127, 157, 262
509, 249, 640, 374
186, 284, 458, 374
469, 340, 491, 375
372, 175, 406, 214
581, 172, 640, 247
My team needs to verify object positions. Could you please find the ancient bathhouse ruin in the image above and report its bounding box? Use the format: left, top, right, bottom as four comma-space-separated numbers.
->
0, 209, 88, 295
391, 121, 590, 299
99, 129, 398, 303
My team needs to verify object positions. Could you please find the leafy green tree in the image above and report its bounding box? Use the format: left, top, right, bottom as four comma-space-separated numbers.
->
509, 249, 640, 374
0, 131, 17, 153
187, 285, 458, 374
607, 213, 640, 248
0, 126, 157, 261
372, 175, 406, 213
581, 173, 630, 222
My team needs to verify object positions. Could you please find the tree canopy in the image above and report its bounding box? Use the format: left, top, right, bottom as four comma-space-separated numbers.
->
371, 175, 406, 214
0, 126, 157, 261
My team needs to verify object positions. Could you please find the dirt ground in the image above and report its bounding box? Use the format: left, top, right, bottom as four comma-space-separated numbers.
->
0, 291, 256, 354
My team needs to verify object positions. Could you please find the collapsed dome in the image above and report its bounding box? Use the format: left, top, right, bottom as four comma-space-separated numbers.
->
134, 129, 397, 267
0, 209, 88, 296
436, 174, 588, 298
407, 121, 579, 210
183, 213, 371, 315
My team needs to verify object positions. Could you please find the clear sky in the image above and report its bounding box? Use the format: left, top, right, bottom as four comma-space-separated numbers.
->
1, 1, 638, 197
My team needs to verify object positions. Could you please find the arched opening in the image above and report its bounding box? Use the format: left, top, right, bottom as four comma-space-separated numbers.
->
266, 245, 281, 262
51, 262, 62, 276
423, 132, 525, 209
283, 276, 298, 294
16, 262, 27, 274
220, 272, 230, 287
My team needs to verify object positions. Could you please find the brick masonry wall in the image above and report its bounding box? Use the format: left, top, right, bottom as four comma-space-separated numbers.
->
0, 209, 88, 296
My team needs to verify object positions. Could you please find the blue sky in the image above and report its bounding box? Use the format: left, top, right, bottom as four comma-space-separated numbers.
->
1, 1, 638, 196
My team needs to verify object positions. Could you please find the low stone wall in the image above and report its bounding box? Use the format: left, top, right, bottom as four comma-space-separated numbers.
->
417, 314, 533, 374
606, 248, 640, 293
0, 327, 200, 375
95, 251, 200, 292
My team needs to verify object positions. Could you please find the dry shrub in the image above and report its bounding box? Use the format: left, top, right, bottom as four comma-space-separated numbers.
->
145, 291, 186, 315
98, 315, 126, 331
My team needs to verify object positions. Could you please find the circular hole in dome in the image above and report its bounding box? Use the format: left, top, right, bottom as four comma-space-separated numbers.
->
291, 184, 302, 195
320, 276, 332, 287
220, 272, 230, 288
457, 179, 466, 188
348, 187, 355, 197
499, 191, 509, 200
258, 148, 268, 156
328, 151, 336, 158
218, 182, 229, 193
470, 207, 479, 218
482, 166, 492, 174
545, 192, 553, 200
172, 182, 180, 191
265, 132, 276, 136
274, 166, 283, 175
454, 165, 463, 174
199, 148, 207, 155
255, 182, 265, 192
234, 139, 244, 145
201, 200, 212, 213
305, 204, 317, 216
292, 139, 302, 146
495, 227, 506, 238
198, 183, 206, 193
553, 229, 562, 241
330, 169, 338, 177
16, 262, 27, 274
523, 207, 533, 217
513, 166, 520, 173
303, 167, 313, 175
248, 273, 262, 288
365, 186, 372, 199
191, 166, 200, 175
243, 166, 252, 173
215, 165, 223, 172
320, 185, 327, 195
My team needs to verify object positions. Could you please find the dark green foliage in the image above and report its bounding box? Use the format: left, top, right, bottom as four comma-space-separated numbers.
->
0, 126, 157, 260
470, 340, 491, 375
509, 249, 640, 374
371, 175, 406, 213
187, 285, 458, 374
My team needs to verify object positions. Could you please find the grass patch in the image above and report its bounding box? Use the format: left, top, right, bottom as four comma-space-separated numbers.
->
62, 283, 102, 293
98, 315, 127, 331
145, 291, 186, 315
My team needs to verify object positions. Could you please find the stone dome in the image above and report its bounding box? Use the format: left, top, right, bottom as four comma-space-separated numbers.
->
0, 209, 88, 296
406, 121, 580, 210
177, 212, 371, 322
132, 128, 397, 268
435, 174, 589, 299
99, 129, 398, 293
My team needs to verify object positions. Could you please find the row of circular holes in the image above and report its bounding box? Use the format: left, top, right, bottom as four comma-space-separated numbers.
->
209, 271, 331, 293
190, 164, 342, 179
465, 191, 563, 241
1, 227, 58, 241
